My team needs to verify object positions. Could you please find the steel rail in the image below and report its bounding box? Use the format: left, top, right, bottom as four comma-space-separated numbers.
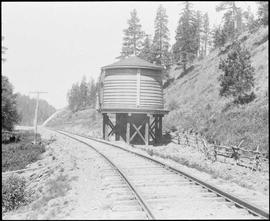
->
53, 129, 155, 220
50, 128, 269, 220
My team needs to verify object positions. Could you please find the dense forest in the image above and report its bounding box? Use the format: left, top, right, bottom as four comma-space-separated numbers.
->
67, 76, 97, 112
16, 93, 56, 126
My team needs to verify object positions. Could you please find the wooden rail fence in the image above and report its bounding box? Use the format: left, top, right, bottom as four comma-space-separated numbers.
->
169, 131, 268, 172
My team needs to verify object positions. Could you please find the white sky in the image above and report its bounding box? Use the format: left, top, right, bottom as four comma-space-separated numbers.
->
2, 1, 259, 109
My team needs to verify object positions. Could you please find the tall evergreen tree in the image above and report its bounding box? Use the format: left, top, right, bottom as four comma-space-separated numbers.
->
79, 76, 88, 108
243, 6, 256, 32
194, 10, 203, 58
216, 1, 241, 40
151, 5, 171, 69
202, 13, 210, 56
120, 9, 145, 58
257, 1, 268, 26
173, 1, 198, 71
67, 82, 81, 112
218, 41, 255, 104
222, 10, 235, 41
87, 77, 97, 108
212, 26, 224, 49
139, 34, 153, 62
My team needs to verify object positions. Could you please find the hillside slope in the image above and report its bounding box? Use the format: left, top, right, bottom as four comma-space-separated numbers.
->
45, 108, 102, 137
164, 26, 268, 152
165, 27, 268, 113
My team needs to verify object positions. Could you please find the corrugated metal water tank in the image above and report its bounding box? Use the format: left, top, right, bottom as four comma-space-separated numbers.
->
99, 56, 164, 112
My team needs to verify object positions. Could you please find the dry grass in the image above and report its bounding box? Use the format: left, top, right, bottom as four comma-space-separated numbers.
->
31, 173, 70, 212
2, 130, 46, 172
137, 144, 268, 194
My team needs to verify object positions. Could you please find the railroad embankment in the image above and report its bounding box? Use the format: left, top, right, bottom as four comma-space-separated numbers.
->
2, 129, 48, 215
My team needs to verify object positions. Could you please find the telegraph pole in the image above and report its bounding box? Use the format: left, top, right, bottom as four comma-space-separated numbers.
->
29, 91, 47, 144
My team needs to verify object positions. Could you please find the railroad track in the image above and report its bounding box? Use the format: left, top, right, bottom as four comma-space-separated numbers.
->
49, 128, 269, 219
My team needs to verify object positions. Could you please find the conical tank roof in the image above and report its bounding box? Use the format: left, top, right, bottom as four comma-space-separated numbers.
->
102, 56, 163, 70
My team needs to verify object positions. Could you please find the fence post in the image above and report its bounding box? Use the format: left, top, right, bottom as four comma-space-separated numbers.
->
254, 145, 261, 171
213, 146, 217, 162
201, 138, 209, 159
231, 146, 239, 165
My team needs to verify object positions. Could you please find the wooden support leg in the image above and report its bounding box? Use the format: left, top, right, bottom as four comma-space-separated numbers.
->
145, 115, 149, 145
115, 114, 120, 141
126, 114, 131, 144
102, 113, 107, 140
154, 115, 159, 144
159, 115, 163, 139
156, 115, 163, 143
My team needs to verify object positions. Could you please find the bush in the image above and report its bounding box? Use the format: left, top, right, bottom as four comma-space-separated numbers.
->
233, 92, 256, 105
218, 41, 256, 105
147, 149, 154, 156
167, 98, 179, 111
2, 174, 27, 212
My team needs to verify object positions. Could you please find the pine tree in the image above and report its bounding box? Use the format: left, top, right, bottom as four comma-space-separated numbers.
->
257, 1, 268, 26
173, 1, 198, 71
212, 26, 227, 49
87, 77, 97, 108
222, 10, 235, 41
202, 13, 210, 56
216, 1, 244, 41
236, 8, 244, 34
151, 5, 171, 69
243, 6, 256, 32
194, 10, 203, 58
139, 34, 153, 62
67, 82, 81, 112
79, 76, 88, 109
120, 9, 145, 58
218, 41, 255, 104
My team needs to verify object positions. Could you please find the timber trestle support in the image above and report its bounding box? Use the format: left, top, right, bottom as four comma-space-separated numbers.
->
102, 113, 164, 145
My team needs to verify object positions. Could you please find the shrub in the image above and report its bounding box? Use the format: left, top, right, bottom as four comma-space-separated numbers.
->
2, 174, 27, 212
218, 41, 256, 105
167, 98, 179, 111
147, 149, 154, 156
233, 92, 256, 105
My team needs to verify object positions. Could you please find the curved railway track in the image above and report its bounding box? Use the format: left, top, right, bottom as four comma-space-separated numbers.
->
49, 128, 269, 219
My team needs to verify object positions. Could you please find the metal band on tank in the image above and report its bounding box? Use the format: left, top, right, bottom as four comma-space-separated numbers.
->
136, 69, 141, 107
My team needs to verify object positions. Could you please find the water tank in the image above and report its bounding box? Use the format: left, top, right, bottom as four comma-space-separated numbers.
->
99, 56, 165, 113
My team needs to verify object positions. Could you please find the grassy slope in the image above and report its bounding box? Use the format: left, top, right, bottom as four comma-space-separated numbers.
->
164, 26, 269, 152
